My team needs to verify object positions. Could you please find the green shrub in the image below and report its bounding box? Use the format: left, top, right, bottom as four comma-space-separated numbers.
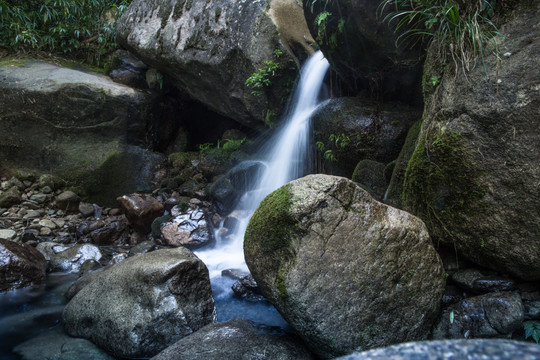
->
380, 0, 501, 71
0, 0, 130, 66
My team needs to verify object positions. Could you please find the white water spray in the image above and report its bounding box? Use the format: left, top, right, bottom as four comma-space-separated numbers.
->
195, 51, 329, 305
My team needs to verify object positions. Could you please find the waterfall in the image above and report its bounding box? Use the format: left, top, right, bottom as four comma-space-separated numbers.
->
194, 51, 329, 324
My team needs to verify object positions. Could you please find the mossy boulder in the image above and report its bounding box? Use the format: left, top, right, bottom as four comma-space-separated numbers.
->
312, 97, 421, 178
0, 61, 164, 206
402, 2, 540, 280
244, 174, 445, 359
351, 159, 387, 200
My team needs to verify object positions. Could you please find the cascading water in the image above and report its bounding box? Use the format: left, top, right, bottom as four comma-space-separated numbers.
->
195, 51, 330, 324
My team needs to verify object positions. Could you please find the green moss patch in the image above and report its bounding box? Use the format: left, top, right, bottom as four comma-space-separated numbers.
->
402, 130, 488, 242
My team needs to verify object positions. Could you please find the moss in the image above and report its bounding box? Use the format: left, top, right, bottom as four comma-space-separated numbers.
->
245, 184, 300, 302
402, 130, 488, 242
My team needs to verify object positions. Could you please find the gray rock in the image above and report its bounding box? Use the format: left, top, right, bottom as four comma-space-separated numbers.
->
23, 209, 45, 219
524, 301, 540, 320
351, 159, 388, 199
336, 339, 540, 360
13, 329, 115, 360
0, 186, 21, 208
0, 239, 47, 291
49, 244, 103, 273
151, 319, 315, 360
432, 292, 524, 339
312, 98, 420, 177
55, 191, 81, 213
29, 193, 48, 204
117, 0, 310, 127
78, 202, 95, 217
232, 274, 265, 302
161, 209, 214, 249
65, 268, 104, 300
129, 240, 155, 256
63, 247, 216, 358
0, 229, 16, 240
244, 174, 445, 358
451, 268, 485, 292
473, 276, 516, 293
36, 242, 69, 262
0, 61, 164, 207
402, 2, 540, 280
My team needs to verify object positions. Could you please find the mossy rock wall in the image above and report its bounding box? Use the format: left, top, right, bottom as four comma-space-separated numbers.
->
402, 2, 540, 280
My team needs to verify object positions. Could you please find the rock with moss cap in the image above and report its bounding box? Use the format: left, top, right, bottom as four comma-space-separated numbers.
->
402, 2, 540, 281
244, 174, 445, 359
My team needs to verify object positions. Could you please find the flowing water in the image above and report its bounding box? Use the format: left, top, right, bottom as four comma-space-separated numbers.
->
194, 50, 330, 325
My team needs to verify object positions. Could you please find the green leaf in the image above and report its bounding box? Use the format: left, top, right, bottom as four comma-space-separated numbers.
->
449, 311, 454, 324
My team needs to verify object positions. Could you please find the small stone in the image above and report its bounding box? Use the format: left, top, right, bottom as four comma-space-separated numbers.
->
0, 186, 22, 208
40, 227, 52, 236
22, 229, 40, 242
55, 191, 81, 213
41, 186, 53, 194
129, 241, 155, 256
38, 219, 57, 229
0, 229, 17, 240
52, 219, 66, 228
221, 268, 249, 280
451, 268, 484, 292
79, 259, 103, 276
109, 252, 128, 265
23, 210, 45, 219
79, 202, 95, 217
30, 193, 48, 204
473, 276, 516, 293
108, 208, 121, 216
189, 198, 202, 206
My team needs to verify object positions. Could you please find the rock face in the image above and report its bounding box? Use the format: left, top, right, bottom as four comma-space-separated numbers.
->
117, 0, 310, 127
152, 319, 315, 360
62, 247, 216, 358
336, 339, 540, 360
432, 292, 524, 339
312, 97, 421, 177
244, 174, 445, 358
0, 60, 164, 206
0, 239, 47, 291
302, 0, 423, 102
402, 2, 540, 280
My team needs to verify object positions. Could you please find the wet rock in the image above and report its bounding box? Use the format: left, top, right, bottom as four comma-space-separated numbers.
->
48, 244, 103, 273
0, 186, 22, 208
13, 329, 115, 360
351, 160, 388, 200
21, 229, 39, 242
451, 268, 485, 292
78, 202, 95, 218
442, 285, 465, 307
232, 274, 265, 302
524, 301, 540, 320
151, 318, 315, 360
29, 193, 48, 204
39, 227, 52, 236
129, 241, 155, 256
161, 209, 214, 249
109, 252, 128, 265
244, 174, 445, 358
0, 229, 16, 240
38, 174, 64, 191
36, 242, 69, 262
88, 217, 129, 245
55, 191, 81, 213
336, 339, 540, 360
109, 50, 148, 89
65, 269, 104, 300
221, 269, 249, 280
473, 276, 516, 293
23, 209, 44, 219
432, 292, 524, 339
63, 247, 216, 358
0, 239, 47, 291
117, 193, 164, 233
79, 259, 102, 276
38, 219, 56, 229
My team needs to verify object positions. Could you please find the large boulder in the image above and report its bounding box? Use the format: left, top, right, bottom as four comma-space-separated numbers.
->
302, 0, 424, 102
152, 319, 315, 360
62, 247, 216, 358
0, 60, 164, 206
312, 97, 421, 177
0, 239, 47, 291
402, 2, 540, 280
244, 174, 445, 358
117, 0, 313, 127
336, 339, 540, 360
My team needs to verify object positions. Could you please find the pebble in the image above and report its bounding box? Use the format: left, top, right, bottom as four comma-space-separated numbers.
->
0, 229, 17, 240
23, 210, 44, 219
38, 219, 57, 229
40, 227, 52, 236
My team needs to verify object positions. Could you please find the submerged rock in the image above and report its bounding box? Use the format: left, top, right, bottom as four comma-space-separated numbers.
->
151, 318, 315, 360
244, 174, 445, 358
63, 247, 216, 358
336, 339, 540, 360
0, 239, 47, 291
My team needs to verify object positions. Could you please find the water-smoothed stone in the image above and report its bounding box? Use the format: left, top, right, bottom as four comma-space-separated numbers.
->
55, 191, 81, 213
0, 186, 21, 208
78, 202, 95, 218
451, 268, 485, 292
244, 174, 445, 358
0, 229, 16, 240
65, 268, 105, 300
63, 247, 216, 358
38, 174, 64, 191
473, 276, 516, 293
524, 301, 540, 320
13, 329, 115, 360
432, 292, 524, 339
442, 285, 465, 307
336, 339, 540, 360
38, 219, 56, 229
129, 240, 155, 256
117, 193, 164, 233
87, 217, 129, 245
48, 244, 103, 273
351, 159, 388, 200
23, 209, 44, 219
151, 318, 315, 360
161, 209, 214, 249
36, 242, 69, 262
0, 239, 47, 291
232, 274, 265, 302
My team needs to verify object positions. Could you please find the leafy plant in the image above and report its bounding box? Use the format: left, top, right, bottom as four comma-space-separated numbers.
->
524, 321, 540, 343
0, 0, 131, 66
316, 133, 351, 162
198, 142, 213, 152
380, 0, 501, 72
245, 59, 280, 96
222, 138, 246, 152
